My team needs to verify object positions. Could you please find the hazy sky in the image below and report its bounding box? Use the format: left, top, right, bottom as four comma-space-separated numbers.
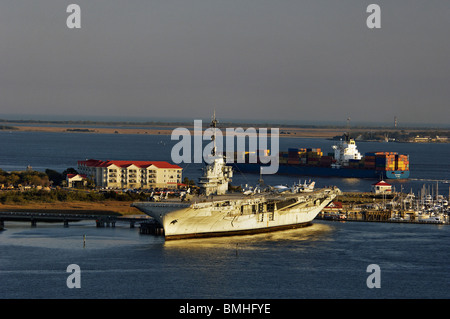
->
0, 0, 449, 125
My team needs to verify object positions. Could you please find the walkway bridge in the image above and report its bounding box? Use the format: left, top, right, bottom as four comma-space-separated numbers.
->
0, 211, 153, 229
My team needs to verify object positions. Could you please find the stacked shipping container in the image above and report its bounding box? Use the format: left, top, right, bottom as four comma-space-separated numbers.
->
395, 154, 409, 171
364, 152, 409, 172
281, 148, 325, 166
236, 148, 409, 175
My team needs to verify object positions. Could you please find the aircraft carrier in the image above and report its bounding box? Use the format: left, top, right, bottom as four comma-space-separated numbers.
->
132, 115, 340, 240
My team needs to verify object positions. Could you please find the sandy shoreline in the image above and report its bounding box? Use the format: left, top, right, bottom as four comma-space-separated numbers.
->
0, 201, 143, 216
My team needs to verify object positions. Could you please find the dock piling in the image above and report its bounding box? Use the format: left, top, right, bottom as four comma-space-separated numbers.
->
139, 221, 164, 236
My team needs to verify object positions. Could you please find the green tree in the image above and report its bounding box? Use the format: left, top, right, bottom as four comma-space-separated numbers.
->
7, 174, 20, 186
46, 169, 64, 186
183, 177, 196, 186
62, 168, 78, 176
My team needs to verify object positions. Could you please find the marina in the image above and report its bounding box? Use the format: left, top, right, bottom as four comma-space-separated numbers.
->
319, 183, 450, 225
318, 209, 449, 224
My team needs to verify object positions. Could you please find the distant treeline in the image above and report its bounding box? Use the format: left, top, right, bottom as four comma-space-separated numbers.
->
1, 118, 448, 130
0, 119, 183, 127
333, 130, 450, 142
0, 118, 331, 128
0, 168, 78, 188
0, 125, 18, 130
0, 169, 51, 187
66, 128, 95, 132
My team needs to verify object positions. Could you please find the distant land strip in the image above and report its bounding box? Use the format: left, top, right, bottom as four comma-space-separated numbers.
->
0, 119, 449, 140
0, 124, 359, 139
1, 118, 449, 130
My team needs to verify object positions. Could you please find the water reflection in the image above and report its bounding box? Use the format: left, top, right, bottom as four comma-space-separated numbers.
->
162, 222, 335, 252
0, 222, 146, 250
155, 222, 338, 298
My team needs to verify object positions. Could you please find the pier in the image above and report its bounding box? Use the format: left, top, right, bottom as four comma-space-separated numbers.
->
139, 220, 165, 235
0, 211, 152, 229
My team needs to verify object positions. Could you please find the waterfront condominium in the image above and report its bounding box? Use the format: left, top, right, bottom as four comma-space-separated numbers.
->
77, 159, 183, 189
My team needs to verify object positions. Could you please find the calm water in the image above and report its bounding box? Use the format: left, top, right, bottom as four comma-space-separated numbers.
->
0, 130, 449, 299
1, 220, 449, 299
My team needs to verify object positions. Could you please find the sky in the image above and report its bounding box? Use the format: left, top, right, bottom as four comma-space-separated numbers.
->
0, 0, 449, 125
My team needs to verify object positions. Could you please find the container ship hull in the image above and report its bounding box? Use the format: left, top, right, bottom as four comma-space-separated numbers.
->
233, 163, 410, 179
233, 135, 410, 180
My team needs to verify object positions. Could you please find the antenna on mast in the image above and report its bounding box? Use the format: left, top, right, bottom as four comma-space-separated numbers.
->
210, 109, 217, 157
345, 117, 351, 141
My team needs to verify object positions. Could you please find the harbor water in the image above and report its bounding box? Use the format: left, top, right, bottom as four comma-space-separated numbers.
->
0, 130, 449, 299
1, 220, 449, 299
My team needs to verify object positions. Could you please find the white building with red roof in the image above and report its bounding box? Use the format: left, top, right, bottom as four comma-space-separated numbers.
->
66, 173, 87, 188
77, 159, 182, 189
372, 180, 392, 194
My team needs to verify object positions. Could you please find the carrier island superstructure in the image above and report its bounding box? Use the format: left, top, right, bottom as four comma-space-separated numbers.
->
133, 115, 340, 240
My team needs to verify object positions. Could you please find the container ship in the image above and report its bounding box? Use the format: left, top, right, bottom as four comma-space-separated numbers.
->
233, 134, 410, 179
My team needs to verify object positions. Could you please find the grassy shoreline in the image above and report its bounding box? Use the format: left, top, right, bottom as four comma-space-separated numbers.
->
0, 200, 143, 216
0, 189, 147, 216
